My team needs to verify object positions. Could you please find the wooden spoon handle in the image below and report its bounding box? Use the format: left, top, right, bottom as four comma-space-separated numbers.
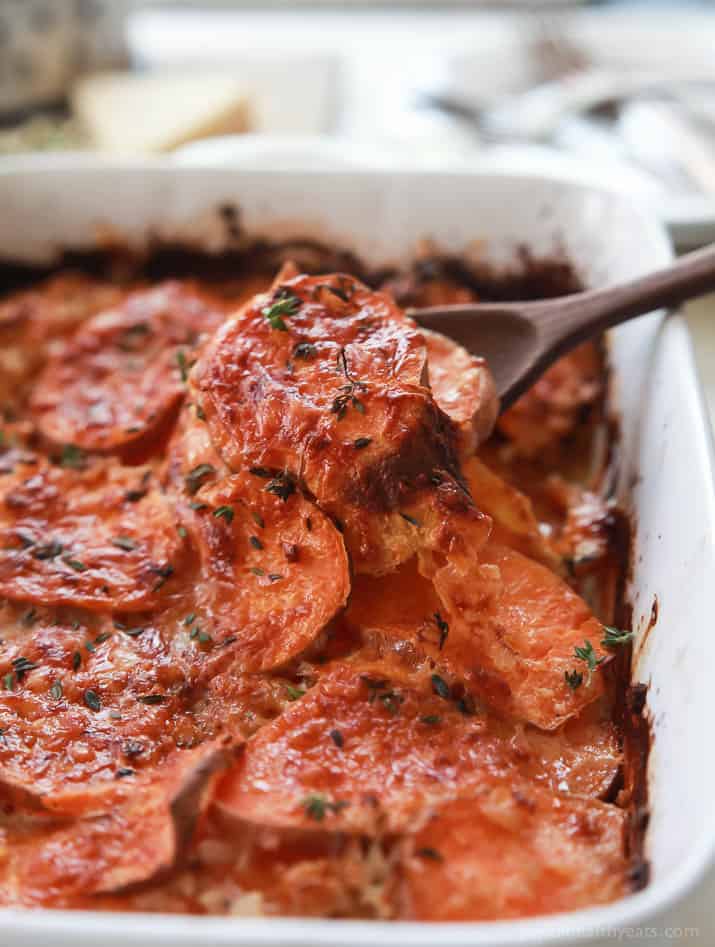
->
534, 243, 715, 358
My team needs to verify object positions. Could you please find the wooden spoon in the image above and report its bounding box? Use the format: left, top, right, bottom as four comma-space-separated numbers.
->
409, 243, 715, 411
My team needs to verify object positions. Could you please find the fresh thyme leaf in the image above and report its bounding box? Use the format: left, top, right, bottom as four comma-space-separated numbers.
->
268, 573, 283, 582
176, 349, 189, 382
21, 608, 37, 627
84, 640, 96, 653
72, 651, 82, 671
189, 501, 208, 511
353, 437, 372, 449
400, 513, 420, 527
252, 511, 265, 529
329, 729, 344, 748
420, 715, 441, 726
249, 535, 263, 550
565, 669, 584, 690
573, 639, 606, 685
2, 672, 14, 691
177, 525, 187, 539
285, 685, 305, 701
248, 466, 273, 479
62, 555, 87, 572
137, 694, 167, 705
12, 657, 38, 680
301, 794, 348, 822
197, 631, 212, 644
263, 293, 300, 330
32, 540, 63, 561
378, 690, 404, 715
94, 632, 112, 644
250, 566, 265, 576
116, 767, 134, 779
195, 403, 206, 421
84, 689, 101, 712
185, 463, 216, 494
293, 341, 317, 359
431, 674, 450, 700
111, 535, 137, 551
601, 625, 634, 648
434, 611, 449, 649
60, 444, 86, 469
183, 613, 196, 626
212, 505, 234, 523
121, 626, 145, 637
50, 679, 63, 700
266, 474, 295, 501
416, 847, 444, 862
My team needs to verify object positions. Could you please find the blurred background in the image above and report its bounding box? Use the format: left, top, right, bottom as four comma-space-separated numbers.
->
2, 0, 715, 407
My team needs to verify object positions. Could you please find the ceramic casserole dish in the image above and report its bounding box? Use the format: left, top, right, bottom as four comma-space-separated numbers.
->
0, 160, 712, 947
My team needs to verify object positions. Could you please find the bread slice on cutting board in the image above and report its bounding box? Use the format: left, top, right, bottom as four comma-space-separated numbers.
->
71, 71, 253, 154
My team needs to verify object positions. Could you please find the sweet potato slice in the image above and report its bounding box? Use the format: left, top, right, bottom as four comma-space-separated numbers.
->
397, 789, 626, 920
0, 742, 225, 907
463, 455, 560, 568
187, 471, 349, 672
193, 272, 485, 575
421, 542, 609, 729
216, 660, 619, 836
31, 281, 228, 455
346, 539, 609, 730
422, 328, 498, 457
497, 343, 602, 457
0, 460, 183, 611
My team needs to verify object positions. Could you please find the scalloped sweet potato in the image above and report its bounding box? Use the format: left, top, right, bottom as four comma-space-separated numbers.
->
31, 282, 228, 457
398, 789, 625, 920
0, 459, 183, 611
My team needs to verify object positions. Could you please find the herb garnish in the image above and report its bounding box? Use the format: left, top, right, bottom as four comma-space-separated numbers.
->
84, 689, 101, 712
285, 685, 305, 701
2, 672, 14, 691
60, 444, 86, 469
400, 513, 420, 527
251, 511, 265, 529
212, 505, 234, 523
249, 466, 273, 479
137, 694, 167, 705
266, 473, 295, 501
262, 292, 300, 331
434, 612, 449, 650
354, 437, 371, 449
301, 794, 348, 822
176, 349, 189, 382
185, 463, 215, 494
63, 555, 87, 572
431, 674, 450, 700
116, 768, 134, 779
12, 657, 37, 681
421, 715, 441, 726
32, 540, 63, 560
331, 347, 367, 419
330, 729, 344, 748
50, 679, 63, 700
293, 342, 317, 360
565, 669, 584, 691
601, 625, 634, 648
111, 536, 137, 551
573, 640, 606, 685
72, 651, 82, 671
416, 847, 443, 862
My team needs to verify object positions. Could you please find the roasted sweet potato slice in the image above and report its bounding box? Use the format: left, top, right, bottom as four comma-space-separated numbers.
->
31, 281, 228, 456
497, 343, 602, 457
186, 471, 349, 672
347, 539, 608, 730
422, 328, 497, 457
193, 272, 485, 575
463, 455, 560, 568
216, 660, 619, 836
0, 742, 225, 907
421, 542, 610, 729
397, 788, 626, 920
0, 460, 183, 611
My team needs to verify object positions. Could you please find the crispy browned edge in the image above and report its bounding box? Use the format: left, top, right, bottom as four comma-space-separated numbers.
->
0, 201, 651, 895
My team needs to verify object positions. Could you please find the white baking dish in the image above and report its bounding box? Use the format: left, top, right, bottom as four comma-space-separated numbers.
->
0, 160, 713, 947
